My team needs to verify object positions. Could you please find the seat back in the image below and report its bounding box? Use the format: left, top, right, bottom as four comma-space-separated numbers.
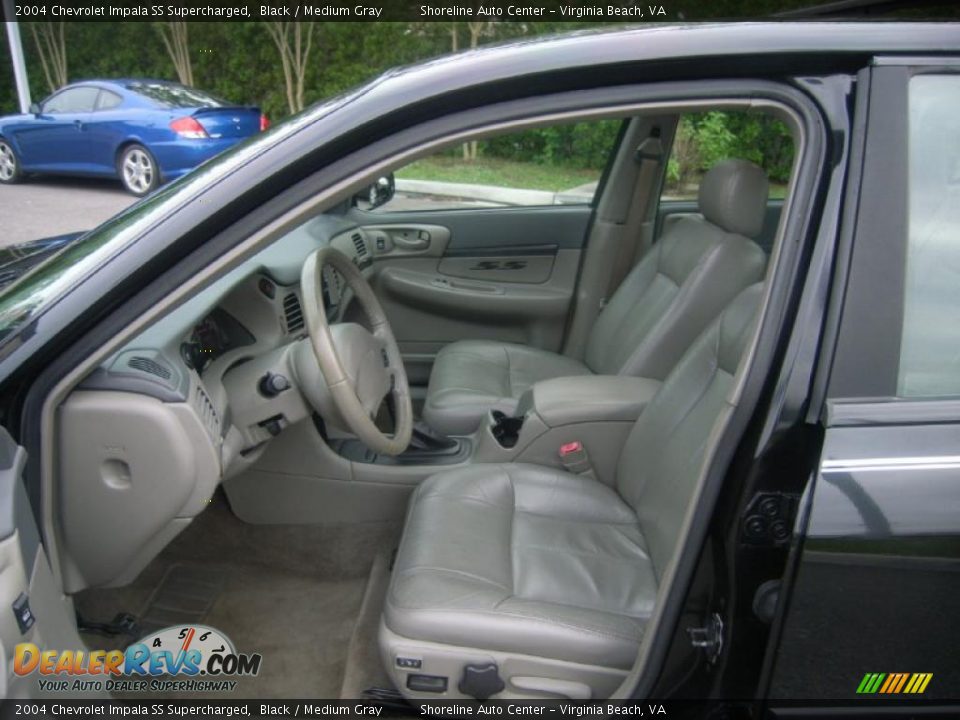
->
614, 283, 763, 579
584, 159, 768, 381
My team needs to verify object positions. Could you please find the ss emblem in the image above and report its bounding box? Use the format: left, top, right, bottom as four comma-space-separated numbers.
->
469, 260, 528, 271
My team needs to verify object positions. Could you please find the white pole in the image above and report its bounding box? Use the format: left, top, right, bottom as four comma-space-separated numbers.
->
4, 11, 32, 113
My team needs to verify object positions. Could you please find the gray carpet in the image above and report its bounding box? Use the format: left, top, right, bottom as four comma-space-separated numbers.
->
74, 491, 400, 699
340, 551, 394, 699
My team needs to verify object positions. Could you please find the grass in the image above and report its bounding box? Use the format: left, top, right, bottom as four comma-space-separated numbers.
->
396, 156, 601, 193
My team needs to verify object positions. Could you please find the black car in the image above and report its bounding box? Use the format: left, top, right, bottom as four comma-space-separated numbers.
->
0, 22, 957, 716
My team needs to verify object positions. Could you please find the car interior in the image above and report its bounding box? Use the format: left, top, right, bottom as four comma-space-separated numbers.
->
33, 101, 800, 701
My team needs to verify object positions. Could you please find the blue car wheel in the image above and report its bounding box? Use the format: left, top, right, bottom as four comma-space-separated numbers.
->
0, 139, 23, 184
118, 143, 159, 196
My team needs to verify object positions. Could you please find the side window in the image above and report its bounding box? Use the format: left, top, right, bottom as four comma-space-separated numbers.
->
95, 90, 123, 111
42, 87, 99, 114
662, 111, 794, 201
372, 119, 622, 213
658, 110, 794, 252
897, 74, 960, 397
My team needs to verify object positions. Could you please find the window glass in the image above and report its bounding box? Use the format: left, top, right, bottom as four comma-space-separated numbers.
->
126, 82, 226, 109
95, 90, 123, 111
372, 119, 622, 213
897, 75, 960, 397
662, 111, 794, 201
42, 87, 99, 114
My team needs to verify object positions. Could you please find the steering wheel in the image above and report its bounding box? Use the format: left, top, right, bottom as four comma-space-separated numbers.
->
299, 247, 412, 455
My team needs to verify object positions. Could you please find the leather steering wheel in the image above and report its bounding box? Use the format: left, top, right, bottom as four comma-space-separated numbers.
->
299, 247, 412, 455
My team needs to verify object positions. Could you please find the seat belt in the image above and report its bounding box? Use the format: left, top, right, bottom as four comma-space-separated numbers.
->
602, 135, 664, 305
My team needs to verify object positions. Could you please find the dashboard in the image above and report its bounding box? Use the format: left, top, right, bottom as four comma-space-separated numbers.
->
57, 219, 374, 591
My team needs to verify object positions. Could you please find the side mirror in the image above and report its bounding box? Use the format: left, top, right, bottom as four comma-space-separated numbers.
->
353, 173, 395, 211
29, 103, 40, 115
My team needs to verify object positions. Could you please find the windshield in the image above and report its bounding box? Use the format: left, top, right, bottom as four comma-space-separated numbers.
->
0, 90, 358, 354
127, 82, 228, 109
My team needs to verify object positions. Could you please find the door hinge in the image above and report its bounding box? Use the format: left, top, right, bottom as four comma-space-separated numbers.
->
687, 612, 724, 664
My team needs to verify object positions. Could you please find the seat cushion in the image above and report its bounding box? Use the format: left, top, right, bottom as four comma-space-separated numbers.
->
422, 341, 591, 435
383, 464, 657, 669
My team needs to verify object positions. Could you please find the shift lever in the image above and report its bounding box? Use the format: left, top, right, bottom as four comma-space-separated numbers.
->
408, 421, 458, 452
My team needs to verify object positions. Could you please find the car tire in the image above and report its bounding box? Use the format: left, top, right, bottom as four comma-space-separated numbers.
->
0, 138, 23, 185
118, 144, 160, 196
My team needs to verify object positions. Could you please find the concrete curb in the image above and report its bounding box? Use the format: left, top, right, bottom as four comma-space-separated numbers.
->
395, 178, 593, 206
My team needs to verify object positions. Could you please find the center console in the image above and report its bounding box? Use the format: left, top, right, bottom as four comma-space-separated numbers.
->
474, 375, 662, 486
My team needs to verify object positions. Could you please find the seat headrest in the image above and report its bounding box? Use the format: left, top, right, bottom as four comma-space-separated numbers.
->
697, 159, 770, 238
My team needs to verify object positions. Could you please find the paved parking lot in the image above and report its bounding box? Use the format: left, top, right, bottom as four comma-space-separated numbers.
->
0, 179, 135, 248
0, 179, 502, 251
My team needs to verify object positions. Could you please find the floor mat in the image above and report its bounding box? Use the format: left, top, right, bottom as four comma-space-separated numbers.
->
73, 491, 398, 698
137, 563, 226, 637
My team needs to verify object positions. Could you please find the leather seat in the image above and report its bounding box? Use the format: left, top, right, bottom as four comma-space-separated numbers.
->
381, 284, 764, 699
423, 158, 769, 435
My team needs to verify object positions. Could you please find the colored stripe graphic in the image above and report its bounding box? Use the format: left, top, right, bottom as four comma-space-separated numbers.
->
857, 672, 932, 694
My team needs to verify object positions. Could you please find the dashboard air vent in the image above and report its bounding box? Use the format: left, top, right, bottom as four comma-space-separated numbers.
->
128, 355, 172, 380
193, 384, 220, 438
283, 292, 304, 334
352, 233, 367, 258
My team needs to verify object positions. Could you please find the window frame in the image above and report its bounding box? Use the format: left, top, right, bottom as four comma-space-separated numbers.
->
826, 60, 960, 404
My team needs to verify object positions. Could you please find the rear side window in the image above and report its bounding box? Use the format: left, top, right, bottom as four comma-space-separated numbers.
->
127, 82, 226, 109
95, 90, 123, 111
42, 87, 99, 114
897, 75, 960, 397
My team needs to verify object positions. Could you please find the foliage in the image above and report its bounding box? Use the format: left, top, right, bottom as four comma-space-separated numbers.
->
1, 21, 791, 187
482, 121, 623, 170
666, 112, 794, 194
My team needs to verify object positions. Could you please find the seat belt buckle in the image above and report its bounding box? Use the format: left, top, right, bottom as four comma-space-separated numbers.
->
559, 441, 596, 480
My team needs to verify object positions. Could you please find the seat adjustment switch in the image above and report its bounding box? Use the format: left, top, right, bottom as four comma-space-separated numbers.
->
458, 662, 505, 700
406, 674, 447, 693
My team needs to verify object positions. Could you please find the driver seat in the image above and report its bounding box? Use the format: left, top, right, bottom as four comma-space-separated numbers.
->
422, 158, 768, 436
380, 283, 764, 700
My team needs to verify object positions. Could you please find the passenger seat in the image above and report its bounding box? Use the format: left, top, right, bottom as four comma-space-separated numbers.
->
423, 158, 770, 435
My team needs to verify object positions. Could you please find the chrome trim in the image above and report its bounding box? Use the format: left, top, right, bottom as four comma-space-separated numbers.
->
822, 455, 960, 473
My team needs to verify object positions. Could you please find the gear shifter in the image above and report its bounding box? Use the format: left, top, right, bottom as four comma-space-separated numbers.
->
408, 421, 459, 452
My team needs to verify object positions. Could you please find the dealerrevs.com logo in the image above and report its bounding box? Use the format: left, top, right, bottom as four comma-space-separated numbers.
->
14, 625, 262, 693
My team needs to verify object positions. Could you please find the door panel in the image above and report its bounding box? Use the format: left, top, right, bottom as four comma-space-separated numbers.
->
350, 205, 591, 388
0, 426, 89, 699
769, 413, 960, 701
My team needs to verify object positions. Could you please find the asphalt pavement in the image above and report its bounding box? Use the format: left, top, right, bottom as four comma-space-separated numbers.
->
0, 177, 557, 250
0, 178, 135, 248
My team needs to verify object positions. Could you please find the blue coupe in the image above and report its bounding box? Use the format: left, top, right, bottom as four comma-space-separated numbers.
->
0, 79, 267, 195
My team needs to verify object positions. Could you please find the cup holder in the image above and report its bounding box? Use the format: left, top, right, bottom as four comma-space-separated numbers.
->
491, 410, 524, 449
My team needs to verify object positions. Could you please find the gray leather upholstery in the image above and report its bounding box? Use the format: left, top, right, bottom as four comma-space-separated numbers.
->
383, 284, 764, 689
423, 159, 768, 435
697, 158, 769, 238
527, 375, 662, 427
423, 341, 591, 435
385, 463, 655, 669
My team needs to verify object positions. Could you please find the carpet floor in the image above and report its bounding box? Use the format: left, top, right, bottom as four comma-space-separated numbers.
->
74, 491, 400, 699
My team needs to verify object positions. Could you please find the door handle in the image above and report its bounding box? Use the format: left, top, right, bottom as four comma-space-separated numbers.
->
74, 120, 84, 131
393, 234, 429, 250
